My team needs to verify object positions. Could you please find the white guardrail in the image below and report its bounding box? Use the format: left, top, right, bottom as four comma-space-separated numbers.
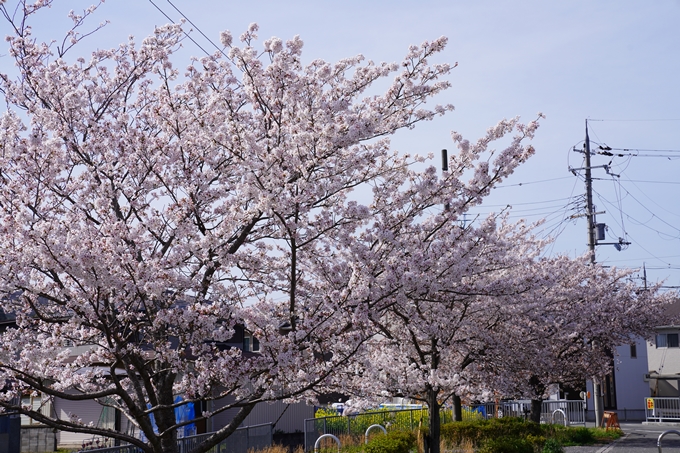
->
646, 397, 680, 422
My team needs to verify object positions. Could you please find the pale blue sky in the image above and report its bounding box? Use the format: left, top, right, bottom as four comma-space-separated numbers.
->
2, 0, 680, 289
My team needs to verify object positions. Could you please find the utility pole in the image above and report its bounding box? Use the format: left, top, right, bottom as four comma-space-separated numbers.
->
584, 122, 596, 265
584, 120, 605, 428
442, 149, 450, 212
441, 149, 464, 423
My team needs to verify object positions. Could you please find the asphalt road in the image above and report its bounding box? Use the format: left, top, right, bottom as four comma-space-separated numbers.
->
565, 423, 680, 453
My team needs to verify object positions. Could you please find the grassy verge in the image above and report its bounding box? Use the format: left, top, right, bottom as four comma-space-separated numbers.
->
434, 418, 622, 453
254, 418, 623, 453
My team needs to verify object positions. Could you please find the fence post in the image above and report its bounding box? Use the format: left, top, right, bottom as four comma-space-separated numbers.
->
410, 410, 414, 430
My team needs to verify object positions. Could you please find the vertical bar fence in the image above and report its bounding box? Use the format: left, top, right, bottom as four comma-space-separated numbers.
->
77, 423, 272, 453
305, 400, 587, 451
646, 397, 680, 422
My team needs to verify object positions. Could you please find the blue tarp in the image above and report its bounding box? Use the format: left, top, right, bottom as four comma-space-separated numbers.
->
174, 396, 196, 437
141, 397, 196, 440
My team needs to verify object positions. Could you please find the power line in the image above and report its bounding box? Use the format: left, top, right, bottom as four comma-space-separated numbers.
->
482, 196, 578, 208
163, 0, 230, 59
546, 169, 582, 255
622, 177, 680, 219
607, 147, 680, 153
616, 185, 680, 236
588, 118, 680, 122
596, 151, 680, 159
146, 0, 213, 57
606, 254, 680, 263
496, 176, 573, 188
623, 179, 680, 185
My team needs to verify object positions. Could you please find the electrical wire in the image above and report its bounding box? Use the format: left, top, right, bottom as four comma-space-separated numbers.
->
588, 118, 680, 122
495, 176, 573, 188
622, 177, 680, 219
616, 185, 680, 236
613, 176, 627, 242
146, 0, 213, 57
606, 254, 680, 263
622, 179, 680, 185
591, 187, 626, 241
607, 147, 680, 154
163, 0, 230, 59
593, 186, 680, 242
482, 196, 577, 208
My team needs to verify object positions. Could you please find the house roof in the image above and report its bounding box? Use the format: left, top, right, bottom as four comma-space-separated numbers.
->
646, 372, 680, 381
656, 298, 680, 328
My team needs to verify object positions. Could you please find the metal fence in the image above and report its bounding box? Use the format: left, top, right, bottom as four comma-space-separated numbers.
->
305, 400, 587, 451
78, 423, 273, 453
461, 400, 585, 425
80, 445, 140, 453
646, 397, 680, 422
305, 408, 427, 452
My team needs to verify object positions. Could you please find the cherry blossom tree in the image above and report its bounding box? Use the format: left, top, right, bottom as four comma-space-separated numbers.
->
488, 258, 672, 423
322, 121, 552, 453
0, 1, 469, 452
331, 154, 672, 453
0, 3, 665, 453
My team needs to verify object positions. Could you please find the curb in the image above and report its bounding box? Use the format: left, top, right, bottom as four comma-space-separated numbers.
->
595, 431, 631, 453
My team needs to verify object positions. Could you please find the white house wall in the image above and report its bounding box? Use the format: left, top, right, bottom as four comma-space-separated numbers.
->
53, 397, 135, 449
647, 333, 680, 376
54, 397, 105, 449
209, 397, 313, 433
245, 401, 313, 433
646, 326, 680, 397
613, 339, 649, 420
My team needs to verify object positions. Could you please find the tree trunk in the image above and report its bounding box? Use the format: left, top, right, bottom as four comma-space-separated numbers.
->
529, 398, 542, 424
452, 394, 463, 422
528, 375, 545, 424
156, 404, 180, 453
426, 387, 440, 453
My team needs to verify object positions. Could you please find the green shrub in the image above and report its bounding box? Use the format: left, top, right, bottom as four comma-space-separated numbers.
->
364, 431, 415, 453
591, 427, 623, 442
560, 427, 595, 445
542, 438, 564, 453
439, 417, 543, 447
479, 437, 534, 453
526, 433, 546, 449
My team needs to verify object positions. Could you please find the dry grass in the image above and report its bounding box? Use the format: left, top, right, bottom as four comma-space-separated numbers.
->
454, 439, 475, 453
248, 444, 304, 453
415, 429, 474, 453
310, 432, 361, 451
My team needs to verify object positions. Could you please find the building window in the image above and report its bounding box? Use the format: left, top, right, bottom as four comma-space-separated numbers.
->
243, 334, 260, 352
630, 343, 637, 358
670, 334, 679, 348
656, 333, 679, 348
